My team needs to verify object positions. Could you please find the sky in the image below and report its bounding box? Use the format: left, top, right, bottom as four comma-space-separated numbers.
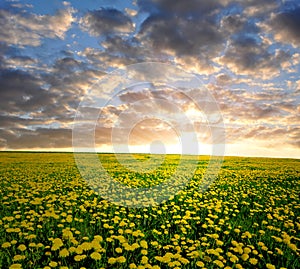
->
0, 0, 299, 158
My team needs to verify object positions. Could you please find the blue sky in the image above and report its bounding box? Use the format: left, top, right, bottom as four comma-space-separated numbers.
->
0, 0, 299, 158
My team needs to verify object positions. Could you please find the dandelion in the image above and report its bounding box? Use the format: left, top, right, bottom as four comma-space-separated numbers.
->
51, 238, 63, 251
2, 242, 11, 248
90, 252, 101, 260
288, 243, 297, 251
243, 247, 251, 254
59, 248, 69, 258
49, 261, 58, 268
241, 253, 249, 261
266, 264, 276, 269
140, 240, 148, 249
74, 254, 86, 261
213, 260, 225, 268
13, 255, 26, 261
196, 261, 205, 267
249, 258, 258, 265
80, 242, 92, 251
117, 256, 126, 263
141, 256, 148, 264
9, 264, 22, 269
230, 255, 239, 263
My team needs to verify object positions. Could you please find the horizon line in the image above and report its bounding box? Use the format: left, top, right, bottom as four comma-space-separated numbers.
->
0, 150, 299, 160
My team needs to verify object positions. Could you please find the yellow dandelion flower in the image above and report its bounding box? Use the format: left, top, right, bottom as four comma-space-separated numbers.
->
288, 243, 297, 251
74, 254, 86, 261
230, 255, 239, 263
141, 256, 148, 264
49, 261, 58, 268
2, 242, 11, 248
241, 253, 249, 261
29, 243, 36, 248
249, 258, 258, 265
140, 240, 148, 249
13, 255, 26, 261
141, 249, 148, 255
80, 242, 92, 251
51, 238, 63, 251
216, 240, 224, 246
115, 247, 122, 253
108, 257, 117, 264
90, 252, 101, 260
243, 247, 251, 254
266, 264, 276, 269
68, 246, 76, 253
93, 235, 103, 242
213, 260, 225, 268
59, 248, 69, 258
129, 263, 137, 269
196, 261, 205, 267
75, 246, 83, 254
17, 244, 27, 251
179, 257, 189, 265
117, 256, 126, 263
9, 264, 22, 269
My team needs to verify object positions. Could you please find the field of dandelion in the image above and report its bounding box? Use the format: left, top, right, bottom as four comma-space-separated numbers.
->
0, 152, 299, 269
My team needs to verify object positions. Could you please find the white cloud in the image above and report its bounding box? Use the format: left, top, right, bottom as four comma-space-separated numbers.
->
0, 7, 75, 47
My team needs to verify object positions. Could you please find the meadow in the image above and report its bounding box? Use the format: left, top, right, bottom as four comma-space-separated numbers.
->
0, 152, 299, 269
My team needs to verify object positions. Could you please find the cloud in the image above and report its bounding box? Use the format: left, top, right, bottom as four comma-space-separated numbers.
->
263, 6, 300, 47
138, 0, 226, 15
217, 35, 291, 78
0, 7, 75, 47
80, 8, 133, 36
242, 0, 278, 17
226, 124, 300, 148
139, 14, 224, 58
3, 56, 38, 69
0, 128, 72, 149
0, 69, 54, 113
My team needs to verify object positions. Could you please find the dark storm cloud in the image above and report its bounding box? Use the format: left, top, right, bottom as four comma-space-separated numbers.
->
138, 7, 224, 58
0, 69, 54, 113
218, 34, 291, 78
220, 14, 246, 33
80, 8, 133, 36
267, 6, 300, 47
53, 57, 83, 72
42, 57, 105, 119
0, 115, 53, 129
0, 52, 106, 149
0, 128, 72, 149
138, 0, 226, 15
